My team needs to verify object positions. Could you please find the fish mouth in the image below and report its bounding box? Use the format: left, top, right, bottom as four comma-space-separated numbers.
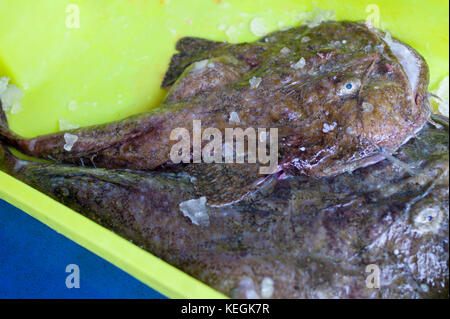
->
369, 27, 430, 113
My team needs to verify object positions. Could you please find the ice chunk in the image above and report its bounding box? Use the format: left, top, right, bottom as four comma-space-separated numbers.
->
261, 277, 274, 298
225, 25, 239, 42
0, 82, 23, 113
63, 133, 78, 151
305, 8, 336, 28
59, 119, 80, 131
301, 36, 310, 43
236, 277, 261, 299
436, 76, 449, 101
0, 76, 9, 95
249, 76, 262, 89
68, 100, 78, 111
322, 122, 337, 133
433, 76, 449, 117
280, 47, 291, 54
193, 59, 208, 71
346, 126, 355, 135
218, 23, 227, 31
292, 57, 306, 70
250, 17, 267, 37
384, 31, 392, 42
362, 102, 374, 113
229, 111, 240, 124
10, 102, 23, 114
438, 100, 449, 118
179, 196, 210, 227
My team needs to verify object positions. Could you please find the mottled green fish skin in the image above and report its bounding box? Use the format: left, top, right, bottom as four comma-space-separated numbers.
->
1, 21, 430, 181
1, 122, 447, 298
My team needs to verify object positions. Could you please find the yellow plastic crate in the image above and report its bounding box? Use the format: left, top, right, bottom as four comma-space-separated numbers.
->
0, 0, 448, 298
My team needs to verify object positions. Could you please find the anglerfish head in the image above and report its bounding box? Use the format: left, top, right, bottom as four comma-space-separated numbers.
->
277, 22, 430, 177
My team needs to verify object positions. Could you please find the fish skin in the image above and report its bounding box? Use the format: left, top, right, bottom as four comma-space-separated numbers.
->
0, 122, 448, 298
0, 20, 445, 298
0, 21, 430, 180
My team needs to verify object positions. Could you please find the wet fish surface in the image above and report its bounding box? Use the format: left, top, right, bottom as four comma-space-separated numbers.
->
1, 122, 448, 298
1, 21, 430, 203
0, 20, 448, 298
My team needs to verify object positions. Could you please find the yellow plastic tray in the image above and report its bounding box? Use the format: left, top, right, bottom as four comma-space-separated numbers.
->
0, 0, 448, 298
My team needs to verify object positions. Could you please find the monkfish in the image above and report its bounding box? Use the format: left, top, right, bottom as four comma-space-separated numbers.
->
0, 122, 447, 298
1, 22, 430, 168
0, 19, 448, 298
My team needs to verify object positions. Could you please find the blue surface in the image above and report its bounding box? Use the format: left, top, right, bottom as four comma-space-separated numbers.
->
0, 199, 166, 299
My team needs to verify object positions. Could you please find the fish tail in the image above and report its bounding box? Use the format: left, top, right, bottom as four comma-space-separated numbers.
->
0, 100, 22, 148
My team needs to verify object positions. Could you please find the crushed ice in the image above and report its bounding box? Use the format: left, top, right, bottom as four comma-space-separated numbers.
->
193, 60, 209, 71
0, 77, 8, 95
303, 8, 336, 28
0, 77, 23, 114
433, 76, 449, 117
68, 100, 78, 111
301, 36, 310, 43
225, 25, 239, 42
322, 122, 337, 133
237, 277, 261, 299
59, 119, 80, 131
250, 17, 267, 37
362, 102, 374, 113
280, 47, 291, 54
63, 133, 78, 151
292, 57, 306, 70
249, 76, 262, 89
261, 277, 274, 298
179, 196, 210, 227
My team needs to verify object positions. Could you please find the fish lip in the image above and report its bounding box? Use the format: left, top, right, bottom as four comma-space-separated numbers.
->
370, 27, 430, 107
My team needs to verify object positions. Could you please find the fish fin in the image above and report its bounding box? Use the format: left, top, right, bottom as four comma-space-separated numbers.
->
161, 37, 223, 89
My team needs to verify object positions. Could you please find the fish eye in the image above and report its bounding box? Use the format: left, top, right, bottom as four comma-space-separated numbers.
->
337, 79, 361, 96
